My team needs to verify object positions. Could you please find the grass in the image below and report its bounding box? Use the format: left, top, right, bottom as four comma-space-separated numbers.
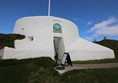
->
73, 58, 118, 64
0, 57, 118, 83
60, 68, 118, 83
0, 33, 25, 49
0, 57, 59, 83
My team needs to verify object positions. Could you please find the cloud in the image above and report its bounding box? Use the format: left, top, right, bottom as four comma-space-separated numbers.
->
72, 18, 80, 24
83, 36, 93, 41
87, 21, 92, 25
87, 17, 118, 38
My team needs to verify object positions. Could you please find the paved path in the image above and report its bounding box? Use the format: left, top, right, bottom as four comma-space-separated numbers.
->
56, 63, 118, 74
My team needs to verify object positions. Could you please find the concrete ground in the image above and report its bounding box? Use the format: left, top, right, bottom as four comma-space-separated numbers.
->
56, 63, 118, 74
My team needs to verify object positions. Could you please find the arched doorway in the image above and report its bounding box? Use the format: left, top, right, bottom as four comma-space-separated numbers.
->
53, 23, 65, 63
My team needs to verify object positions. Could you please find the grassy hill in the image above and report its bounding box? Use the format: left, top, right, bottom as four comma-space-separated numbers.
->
0, 33, 25, 49
94, 39, 118, 59
0, 57, 59, 83
0, 57, 118, 83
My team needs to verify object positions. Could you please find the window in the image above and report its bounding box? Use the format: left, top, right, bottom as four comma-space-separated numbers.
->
28, 36, 33, 41
22, 28, 24, 30
53, 23, 62, 33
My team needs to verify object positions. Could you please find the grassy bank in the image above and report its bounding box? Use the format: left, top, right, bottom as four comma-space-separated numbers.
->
0, 33, 25, 49
60, 68, 118, 83
73, 58, 118, 64
0, 57, 118, 83
0, 57, 59, 83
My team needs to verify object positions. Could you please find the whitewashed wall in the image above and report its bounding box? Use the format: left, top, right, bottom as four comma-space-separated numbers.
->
66, 38, 115, 61
3, 16, 54, 59
2, 16, 115, 61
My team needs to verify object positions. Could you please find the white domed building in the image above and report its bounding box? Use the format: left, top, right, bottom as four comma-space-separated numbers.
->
1, 16, 115, 61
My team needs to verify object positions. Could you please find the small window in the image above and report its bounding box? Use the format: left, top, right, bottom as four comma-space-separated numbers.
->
53, 23, 62, 33
28, 36, 33, 41
22, 28, 24, 30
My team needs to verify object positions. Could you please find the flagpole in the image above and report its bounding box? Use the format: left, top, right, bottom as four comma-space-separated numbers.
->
48, 0, 51, 16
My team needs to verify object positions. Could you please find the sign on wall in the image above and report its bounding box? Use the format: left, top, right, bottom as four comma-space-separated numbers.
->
53, 23, 62, 33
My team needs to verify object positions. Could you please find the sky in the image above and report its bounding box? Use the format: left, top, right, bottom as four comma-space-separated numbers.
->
0, 0, 118, 41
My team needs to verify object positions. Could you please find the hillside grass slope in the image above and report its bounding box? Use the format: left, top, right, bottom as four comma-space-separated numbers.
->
0, 33, 25, 49
0, 57, 59, 83
0, 57, 118, 83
